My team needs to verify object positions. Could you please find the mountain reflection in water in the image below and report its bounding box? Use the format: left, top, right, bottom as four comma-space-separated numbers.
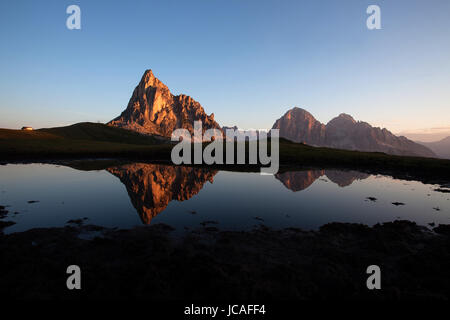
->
1, 163, 449, 233
107, 164, 371, 223
107, 163, 217, 224
275, 170, 370, 191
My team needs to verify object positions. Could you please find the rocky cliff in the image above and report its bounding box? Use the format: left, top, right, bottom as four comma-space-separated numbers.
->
108, 70, 221, 138
272, 107, 436, 157
272, 108, 325, 145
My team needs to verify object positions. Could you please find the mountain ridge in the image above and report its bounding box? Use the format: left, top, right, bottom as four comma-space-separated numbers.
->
272, 107, 436, 158
417, 136, 450, 159
108, 70, 221, 139
106, 70, 437, 158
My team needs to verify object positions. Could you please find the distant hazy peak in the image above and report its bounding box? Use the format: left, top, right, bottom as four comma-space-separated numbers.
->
417, 136, 450, 159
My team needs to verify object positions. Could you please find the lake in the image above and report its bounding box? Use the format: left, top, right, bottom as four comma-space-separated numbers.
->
1, 162, 449, 234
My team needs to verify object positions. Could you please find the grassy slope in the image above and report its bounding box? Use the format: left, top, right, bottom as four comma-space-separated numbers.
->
0, 122, 172, 159
1, 123, 450, 179
39, 122, 165, 144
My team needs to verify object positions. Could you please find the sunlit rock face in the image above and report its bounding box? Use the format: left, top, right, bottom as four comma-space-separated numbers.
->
275, 169, 370, 192
107, 163, 217, 224
272, 107, 436, 157
108, 70, 222, 139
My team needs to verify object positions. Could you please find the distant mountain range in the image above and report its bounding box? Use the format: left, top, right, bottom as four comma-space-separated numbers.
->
272, 107, 436, 158
398, 130, 450, 143
108, 70, 437, 158
417, 137, 450, 159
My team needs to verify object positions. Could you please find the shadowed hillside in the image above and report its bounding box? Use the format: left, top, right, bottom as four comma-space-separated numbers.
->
0, 122, 171, 159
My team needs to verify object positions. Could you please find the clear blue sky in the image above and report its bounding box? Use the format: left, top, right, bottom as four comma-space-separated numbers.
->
1, 0, 449, 133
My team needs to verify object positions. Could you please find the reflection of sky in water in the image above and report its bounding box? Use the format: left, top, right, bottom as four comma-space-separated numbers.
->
1, 163, 449, 234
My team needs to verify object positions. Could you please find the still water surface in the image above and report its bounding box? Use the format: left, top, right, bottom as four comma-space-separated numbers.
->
1, 163, 449, 234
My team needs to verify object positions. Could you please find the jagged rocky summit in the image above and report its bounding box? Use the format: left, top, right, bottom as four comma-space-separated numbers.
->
108, 70, 221, 138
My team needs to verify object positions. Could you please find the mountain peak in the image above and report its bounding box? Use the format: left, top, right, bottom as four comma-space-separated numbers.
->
289, 107, 313, 115
143, 69, 154, 77
272, 107, 325, 145
330, 113, 356, 124
142, 69, 155, 83
283, 107, 317, 121
139, 69, 168, 90
108, 69, 221, 137
272, 108, 436, 157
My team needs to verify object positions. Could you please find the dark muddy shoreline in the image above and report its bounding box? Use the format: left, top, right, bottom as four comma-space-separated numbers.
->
1, 220, 450, 300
